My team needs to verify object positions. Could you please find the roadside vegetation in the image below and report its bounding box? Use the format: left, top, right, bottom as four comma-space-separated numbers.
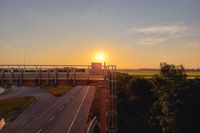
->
0, 96, 36, 122
117, 63, 200, 133
42, 86, 72, 97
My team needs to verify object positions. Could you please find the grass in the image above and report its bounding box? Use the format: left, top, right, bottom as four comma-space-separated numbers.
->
0, 96, 36, 122
42, 86, 72, 97
118, 69, 200, 78
118, 70, 158, 76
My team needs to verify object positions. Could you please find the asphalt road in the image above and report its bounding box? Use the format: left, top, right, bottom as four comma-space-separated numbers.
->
0, 86, 95, 133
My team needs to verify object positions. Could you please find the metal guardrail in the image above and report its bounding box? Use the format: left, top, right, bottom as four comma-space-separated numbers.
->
87, 116, 98, 133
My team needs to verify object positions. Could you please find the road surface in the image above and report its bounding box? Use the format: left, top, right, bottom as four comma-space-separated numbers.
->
0, 86, 95, 133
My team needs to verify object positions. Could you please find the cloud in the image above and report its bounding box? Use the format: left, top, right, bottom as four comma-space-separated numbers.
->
136, 37, 167, 46
127, 24, 188, 46
0, 41, 13, 48
128, 24, 186, 35
181, 43, 200, 49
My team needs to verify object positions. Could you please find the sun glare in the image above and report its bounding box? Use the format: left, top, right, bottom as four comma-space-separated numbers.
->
96, 54, 105, 62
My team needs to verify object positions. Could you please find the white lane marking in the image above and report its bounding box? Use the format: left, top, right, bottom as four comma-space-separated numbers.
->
21, 120, 28, 126
67, 87, 89, 133
59, 105, 64, 111
31, 107, 47, 119
37, 129, 42, 133
49, 115, 55, 122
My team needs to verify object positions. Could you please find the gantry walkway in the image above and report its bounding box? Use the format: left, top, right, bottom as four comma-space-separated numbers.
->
0, 64, 117, 133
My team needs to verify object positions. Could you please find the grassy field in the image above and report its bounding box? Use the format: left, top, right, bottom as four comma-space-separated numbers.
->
42, 86, 72, 97
117, 69, 200, 78
0, 96, 36, 122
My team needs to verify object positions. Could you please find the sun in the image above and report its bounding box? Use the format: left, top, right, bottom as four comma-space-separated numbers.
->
96, 54, 105, 62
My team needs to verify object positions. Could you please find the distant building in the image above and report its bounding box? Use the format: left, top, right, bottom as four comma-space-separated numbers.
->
91, 62, 102, 70
90, 62, 103, 75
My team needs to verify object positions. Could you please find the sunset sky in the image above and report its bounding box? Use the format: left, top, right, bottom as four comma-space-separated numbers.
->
0, 0, 200, 68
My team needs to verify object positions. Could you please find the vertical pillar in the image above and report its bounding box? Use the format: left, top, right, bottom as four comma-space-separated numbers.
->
107, 66, 111, 133
87, 66, 90, 85
17, 66, 20, 87
10, 68, 14, 85
35, 66, 38, 86
73, 68, 76, 86
66, 68, 69, 85
100, 84, 107, 133
1, 67, 4, 87
39, 68, 41, 86
54, 67, 58, 86
107, 65, 117, 133
20, 67, 24, 87
114, 65, 117, 132
69, 68, 72, 86
46, 69, 49, 87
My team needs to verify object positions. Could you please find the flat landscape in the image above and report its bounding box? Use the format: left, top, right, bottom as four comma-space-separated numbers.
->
117, 69, 200, 78
0, 0, 200, 133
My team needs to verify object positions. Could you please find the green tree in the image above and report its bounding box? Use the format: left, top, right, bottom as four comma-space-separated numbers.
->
151, 63, 187, 133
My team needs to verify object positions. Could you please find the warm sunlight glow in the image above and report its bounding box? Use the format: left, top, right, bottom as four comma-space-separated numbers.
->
96, 54, 105, 63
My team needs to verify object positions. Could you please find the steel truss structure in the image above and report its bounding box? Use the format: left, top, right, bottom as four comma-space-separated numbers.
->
105, 65, 117, 133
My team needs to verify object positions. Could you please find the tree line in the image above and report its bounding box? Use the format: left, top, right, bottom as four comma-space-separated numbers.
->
117, 63, 200, 133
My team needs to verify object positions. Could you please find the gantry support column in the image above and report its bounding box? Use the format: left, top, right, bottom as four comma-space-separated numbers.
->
73, 68, 76, 87
35, 66, 39, 86
66, 68, 69, 85
54, 67, 58, 86
39, 68, 41, 86
10, 68, 14, 85
107, 65, 117, 133
87, 66, 90, 85
46, 69, 50, 87
19, 67, 24, 87
17, 66, 20, 87
1, 68, 4, 87
100, 84, 108, 133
